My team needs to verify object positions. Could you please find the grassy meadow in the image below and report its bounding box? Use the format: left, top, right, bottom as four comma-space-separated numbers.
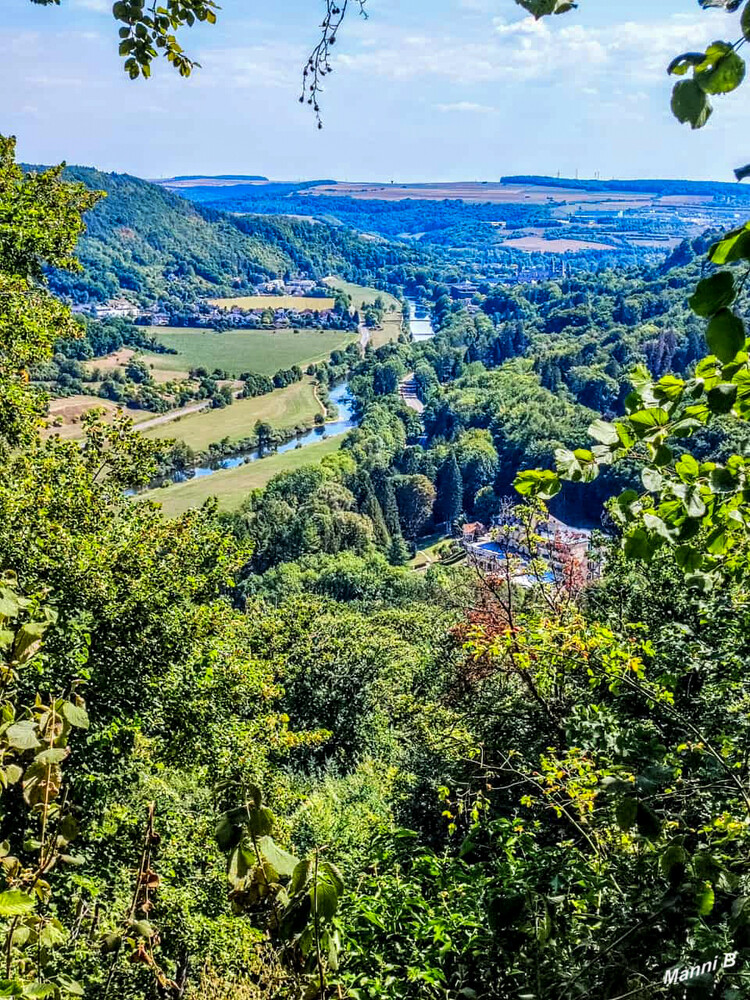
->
44, 395, 152, 440
144, 378, 322, 452
324, 278, 404, 347
150, 435, 344, 517
207, 295, 335, 311
143, 326, 357, 377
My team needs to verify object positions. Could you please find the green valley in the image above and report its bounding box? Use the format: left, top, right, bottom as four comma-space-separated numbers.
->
9, 1, 750, 998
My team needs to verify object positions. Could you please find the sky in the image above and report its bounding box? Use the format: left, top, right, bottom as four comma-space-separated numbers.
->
2, 0, 748, 182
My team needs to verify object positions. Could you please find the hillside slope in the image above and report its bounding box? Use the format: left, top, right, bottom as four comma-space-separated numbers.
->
45, 167, 413, 308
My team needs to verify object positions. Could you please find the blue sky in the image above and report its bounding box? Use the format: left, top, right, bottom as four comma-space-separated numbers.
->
2, 0, 747, 181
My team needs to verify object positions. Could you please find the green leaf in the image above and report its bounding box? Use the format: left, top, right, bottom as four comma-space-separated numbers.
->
696, 882, 715, 916
56, 977, 84, 997
34, 747, 69, 766
689, 271, 735, 317
643, 513, 673, 542
710, 467, 738, 493
215, 808, 244, 852
514, 0, 577, 17
710, 224, 750, 264
290, 859, 312, 895
707, 382, 737, 414
628, 408, 669, 436
695, 42, 746, 95
706, 309, 746, 363
660, 845, 687, 880
671, 78, 712, 129
676, 545, 703, 571
10, 622, 46, 665
675, 453, 700, 482
667, 52, 707, 76
588, 419, 619, 447
635, 802, 661, 840
246, 805, 274, 838
313, 879, 340, 920
641, 467, 663, 492
624, 528, 653, 561
5, 722, 41, 751
615, 797, 638, 831
0, 891, 35, 917
62, 702, 89, 730
22, 985, 56, 999
130, 919, 154, 938
514, 469, 561, 500
673, 484, 707, 519
257, 836, 299, 880
100, 932, 122, 955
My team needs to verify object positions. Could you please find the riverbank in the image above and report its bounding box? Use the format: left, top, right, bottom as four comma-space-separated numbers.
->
138, 381, 357, 510
148, 435, 345, 517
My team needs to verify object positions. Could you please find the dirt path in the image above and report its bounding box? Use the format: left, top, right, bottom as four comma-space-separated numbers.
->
136, 388, 243, 432
359, 322, 371, 354
312, 381, 327, 417
399, 372, 424, 414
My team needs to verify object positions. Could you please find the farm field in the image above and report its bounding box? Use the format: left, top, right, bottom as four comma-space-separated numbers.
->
301, 180, 712, 207
143, 377, 322, 452
501, 236, 615, 253
44, 395, 153, 440
142, 326, 357, 377
325, 278, 404, 348
207, 295, 335, 311
150, 435, 343, 517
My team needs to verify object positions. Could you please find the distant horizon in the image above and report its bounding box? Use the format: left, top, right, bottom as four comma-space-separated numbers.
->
5, 0, 749, 182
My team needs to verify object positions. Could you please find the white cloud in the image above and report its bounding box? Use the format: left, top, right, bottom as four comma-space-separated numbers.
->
434, 101, 496, 112
337, 11, 732, 89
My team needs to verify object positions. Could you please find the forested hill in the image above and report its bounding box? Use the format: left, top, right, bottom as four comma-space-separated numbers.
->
43, 166, 416, 308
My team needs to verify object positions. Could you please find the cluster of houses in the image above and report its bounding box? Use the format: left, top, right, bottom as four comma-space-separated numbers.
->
255, 277, 319, 295
460, 513, 599, 586
71, 299, 170, 324
68, 276, 335, 328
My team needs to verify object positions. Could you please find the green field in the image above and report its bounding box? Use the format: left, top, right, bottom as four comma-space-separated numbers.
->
208, 295, 335, 311
148, 435, 344, 517
144, 378, 322, 452
143, 326, 357, 377
324, 278, 404, 348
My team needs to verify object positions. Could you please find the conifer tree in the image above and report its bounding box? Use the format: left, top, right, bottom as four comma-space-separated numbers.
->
435, 453, 463, 528
371, 466, 402, 540
362, 493, 391, 549
388, 534, 411, 566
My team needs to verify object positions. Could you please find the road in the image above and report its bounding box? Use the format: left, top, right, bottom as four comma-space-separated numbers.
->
399, 372, 424, 413
136, 388, 243, 432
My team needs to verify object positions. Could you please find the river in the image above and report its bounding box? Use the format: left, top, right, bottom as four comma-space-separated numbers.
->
166, 382, 358, 485
407, 299, 435, 341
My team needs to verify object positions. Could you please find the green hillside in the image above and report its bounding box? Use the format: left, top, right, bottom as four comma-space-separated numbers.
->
44, 167, 416, 309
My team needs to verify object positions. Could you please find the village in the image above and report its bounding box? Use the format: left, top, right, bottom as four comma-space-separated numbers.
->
69, 275, 352, 330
